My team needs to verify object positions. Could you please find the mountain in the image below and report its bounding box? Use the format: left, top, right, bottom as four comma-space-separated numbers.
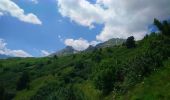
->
96, 38, 125, 48
84, 38, 125, 52
84, 45, 95, 52
50, 38, 125, 56
0, 54, 11, 59
50, 46, 78, 56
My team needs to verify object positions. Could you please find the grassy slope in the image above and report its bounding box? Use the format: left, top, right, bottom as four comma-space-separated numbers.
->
1, 34, 170, 100
117, 59, 170, 100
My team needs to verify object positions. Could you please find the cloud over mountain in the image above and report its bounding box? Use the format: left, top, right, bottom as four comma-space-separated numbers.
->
41, 50, 50, 56
64, 38, 98, 51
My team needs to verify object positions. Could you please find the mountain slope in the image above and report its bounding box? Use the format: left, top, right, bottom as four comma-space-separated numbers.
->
0, 54, 11, 59
51, 38, 125, 56
0, 33, 169, 100
50, 46, 78, 56
85, 38, 125, 52
96, 38, 125, 48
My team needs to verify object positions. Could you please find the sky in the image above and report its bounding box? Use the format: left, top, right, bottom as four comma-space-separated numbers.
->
0, 0, 170, 57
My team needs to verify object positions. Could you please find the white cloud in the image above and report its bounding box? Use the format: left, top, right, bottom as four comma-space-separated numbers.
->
58, 0, 105, 28
0, 39, 7, 49
58, 35, 63, 42
30, 0, 38, 4
64, 38, 99, 51
90, 40, 100, 46
57, 0, 170, 41
8, 50, 32, 57
0, 12, 3, 16
0, 39, 32, 57
64, 38, 89, 51
0, 0, 42, 25
41, 50, 50, 56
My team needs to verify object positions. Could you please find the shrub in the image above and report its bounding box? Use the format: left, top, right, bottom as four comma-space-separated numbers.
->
16, 72, 30, 90
94, 69, 114, 94
0, 85, 5, 100
125, 36, 136, 48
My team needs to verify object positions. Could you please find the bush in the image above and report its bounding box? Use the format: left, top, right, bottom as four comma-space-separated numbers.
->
94, 69, 114, 94
0, 85, 5, 100
16, 72, 30, 90
74, 60, 85, 70
154, 18, 170, 36
125, 36, 136, 48
54, 55, 58, 59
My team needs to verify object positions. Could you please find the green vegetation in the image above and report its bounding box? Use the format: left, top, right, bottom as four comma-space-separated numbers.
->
125, 36, 136, 48
117, 59, 170, 100
16, 71, 30, 90
0, 19, 170, 100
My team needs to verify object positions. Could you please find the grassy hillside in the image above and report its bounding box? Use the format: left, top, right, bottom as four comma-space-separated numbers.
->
0, 19, 170, 100
117, 59, 170, 100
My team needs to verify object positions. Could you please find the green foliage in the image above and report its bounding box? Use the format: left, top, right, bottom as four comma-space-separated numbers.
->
0, 84, 15, 100
117, 59, 170, 100
94, 68, 114, 94
154, 18, 170, 36
54, 55, 58, 59
74, 60, 85, 70
91, 49, 102, 63
125, 36, 136, 48
0, 85, 5, 100
154, 18, 163, 31
17, 72, 30, 90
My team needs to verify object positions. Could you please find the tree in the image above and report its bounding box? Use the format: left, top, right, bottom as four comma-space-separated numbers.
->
94, 69, 115, 94
54, 55, 58, 59
125, 36, 136, 48
92, 54, 101, 63
0, 85, 5, 100
162, 20, 170, 35
17, 72, 30, 90
0, 64, 3, 73
154, 18, 170, 36
47, 60, 52, 64
154, 18, 163, 31
74, 60, 84, 70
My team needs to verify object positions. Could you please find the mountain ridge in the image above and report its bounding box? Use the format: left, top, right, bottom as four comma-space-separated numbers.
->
50, 46, 78, 56
0, 54, 11, 59
51, 38, 125, 56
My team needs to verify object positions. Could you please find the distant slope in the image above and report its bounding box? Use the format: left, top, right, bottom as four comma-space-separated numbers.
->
51, 38, 125, 56
84, 38, 125, 52
96, 38, 125, 48
50, 46, 78, 56
0, 54, 11, 59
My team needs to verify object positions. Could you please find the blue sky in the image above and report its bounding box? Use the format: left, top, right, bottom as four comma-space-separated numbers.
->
0, 0, 103, 56
0, 0, 169, 57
